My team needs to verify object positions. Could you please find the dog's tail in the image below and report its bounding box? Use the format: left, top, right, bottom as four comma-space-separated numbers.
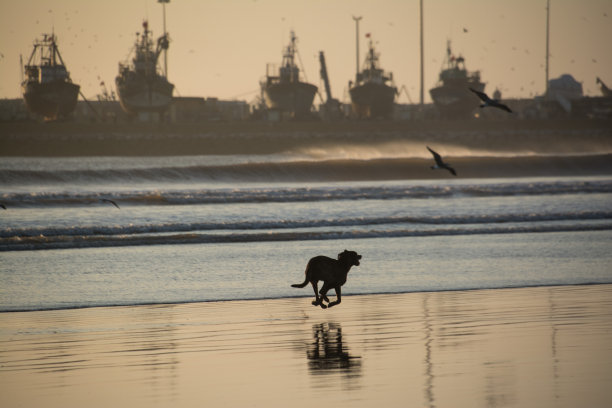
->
291, 264, 310, 288
291, 279, 308, 288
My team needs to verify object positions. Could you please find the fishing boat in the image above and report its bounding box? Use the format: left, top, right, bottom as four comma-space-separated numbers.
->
349, 35, 397, 119
261, 31, 317, 118
115, 20, 174, 115
21, 33, 80, 121
429, 41, 485, 118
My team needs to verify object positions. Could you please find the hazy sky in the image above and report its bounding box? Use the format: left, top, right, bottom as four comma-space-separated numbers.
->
1, 0, 610, 104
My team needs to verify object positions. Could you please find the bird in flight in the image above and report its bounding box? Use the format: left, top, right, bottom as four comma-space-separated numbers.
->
427, 146, 457, 176
100, 198, 120, 209
469, 88, 513, 113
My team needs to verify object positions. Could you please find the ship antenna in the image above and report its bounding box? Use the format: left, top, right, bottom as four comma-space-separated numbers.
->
158, 0, 170, 78
352, 16, 362, 83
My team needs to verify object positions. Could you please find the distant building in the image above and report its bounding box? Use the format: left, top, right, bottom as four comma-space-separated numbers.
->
169, 97, 249, 122
169, 97, 207, 122
208, 98, 250, 121
73, 100, 128, 123
0, 98, 33, 121
545, 74, 583, 113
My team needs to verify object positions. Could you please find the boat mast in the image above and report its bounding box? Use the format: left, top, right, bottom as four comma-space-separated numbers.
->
353, 16, 362, 83
419, 0, 424, 106
545, 0, 550, 95
51, 34, 57, 66
52, 35, 68, 68
159, 0, 169, 78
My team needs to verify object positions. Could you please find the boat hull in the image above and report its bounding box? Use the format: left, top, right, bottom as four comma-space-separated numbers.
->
22, 81, 80, 121
115, 75, 174, 114
349, 82, 396, 119
263, 81, 317, 117
430, 81, 485, 118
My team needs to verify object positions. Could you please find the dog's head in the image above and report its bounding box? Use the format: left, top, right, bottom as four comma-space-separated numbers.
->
338, 249, 362, 266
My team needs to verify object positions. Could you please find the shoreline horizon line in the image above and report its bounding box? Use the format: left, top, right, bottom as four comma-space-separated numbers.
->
2, 281, 609, 314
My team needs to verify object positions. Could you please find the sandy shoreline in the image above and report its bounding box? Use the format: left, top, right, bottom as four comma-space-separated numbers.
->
1, 284, 611, 408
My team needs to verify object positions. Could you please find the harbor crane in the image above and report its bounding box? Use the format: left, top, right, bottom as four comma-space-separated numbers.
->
318, 51, 342, 119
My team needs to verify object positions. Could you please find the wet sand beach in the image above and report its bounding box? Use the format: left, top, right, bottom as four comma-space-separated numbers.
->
2, 284, 611, 408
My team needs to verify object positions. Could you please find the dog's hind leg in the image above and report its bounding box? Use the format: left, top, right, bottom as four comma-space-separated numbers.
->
311, 281, 327, 308
319, 283, 331, 303
310, 281, 319, 304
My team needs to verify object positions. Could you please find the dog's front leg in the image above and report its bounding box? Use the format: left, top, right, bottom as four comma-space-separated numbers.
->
327, 286, 342, 308
319, 283, 331, 303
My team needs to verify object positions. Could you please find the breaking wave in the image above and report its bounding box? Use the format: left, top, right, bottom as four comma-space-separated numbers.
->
3, 179, 612, 207
1, 153, 611, 185
2, 211, 611, 251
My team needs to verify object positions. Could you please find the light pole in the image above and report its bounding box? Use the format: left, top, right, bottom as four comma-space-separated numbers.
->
545, 0, 550, 95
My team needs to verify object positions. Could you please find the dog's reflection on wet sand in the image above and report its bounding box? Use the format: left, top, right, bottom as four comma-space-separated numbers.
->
307, 322, 362, 375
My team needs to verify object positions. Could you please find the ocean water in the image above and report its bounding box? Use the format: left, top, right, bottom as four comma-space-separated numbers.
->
1, 153, 612, 312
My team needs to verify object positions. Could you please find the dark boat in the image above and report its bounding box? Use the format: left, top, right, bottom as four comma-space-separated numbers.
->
262, 31, 317, 118
429, 41, 485, 118
21, 33, 80, 121
115, 20, 174, 115
349, 36, 397, 119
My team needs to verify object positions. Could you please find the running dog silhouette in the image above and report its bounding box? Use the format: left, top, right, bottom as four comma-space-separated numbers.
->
292, 250, 362, 308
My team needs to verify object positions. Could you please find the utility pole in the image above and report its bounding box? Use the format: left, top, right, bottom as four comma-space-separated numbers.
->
353, 16, 362, 83
419, 0, 424, 106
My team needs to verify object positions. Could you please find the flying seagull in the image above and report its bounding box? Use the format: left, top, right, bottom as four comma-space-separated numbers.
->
100, 198, 120, 209
427, 146, 457, 176
469, 88, 513, 113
